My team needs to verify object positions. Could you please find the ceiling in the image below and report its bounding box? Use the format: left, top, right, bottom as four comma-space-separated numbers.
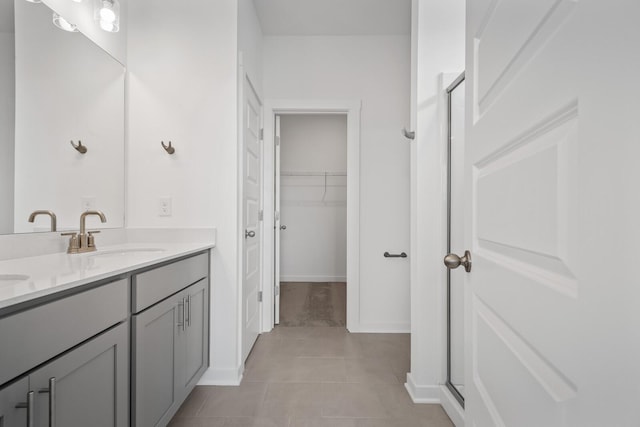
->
252, 0, 411, 36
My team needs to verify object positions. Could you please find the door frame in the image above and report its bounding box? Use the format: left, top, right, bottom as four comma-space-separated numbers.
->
261, 99, 361, 332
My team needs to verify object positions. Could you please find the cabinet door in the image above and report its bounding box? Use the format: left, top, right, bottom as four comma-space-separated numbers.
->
132, 294, 183, 427
178, 279, 209, 398
30, 322, 128, 427
0, 378, 31, 427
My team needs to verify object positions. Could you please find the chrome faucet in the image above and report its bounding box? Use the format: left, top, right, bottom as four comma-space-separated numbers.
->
28, 210, 57, 232
62, 210, 107, 254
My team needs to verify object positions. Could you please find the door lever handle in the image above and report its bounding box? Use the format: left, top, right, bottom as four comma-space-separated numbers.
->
245, 230, 256, 238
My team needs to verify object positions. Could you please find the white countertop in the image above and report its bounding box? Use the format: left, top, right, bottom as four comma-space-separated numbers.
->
0, 241, 214, 311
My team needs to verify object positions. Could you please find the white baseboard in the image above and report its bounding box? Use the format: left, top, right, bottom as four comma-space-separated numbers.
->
440, 385, 464, 427
349, 322, 411, 333
197, 365, 243, 386
404, 373, 441, 403
280, 275, 347, 282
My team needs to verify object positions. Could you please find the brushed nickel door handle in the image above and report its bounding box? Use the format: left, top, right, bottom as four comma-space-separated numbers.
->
444, 250, 472, 273
245, 230, 256, 238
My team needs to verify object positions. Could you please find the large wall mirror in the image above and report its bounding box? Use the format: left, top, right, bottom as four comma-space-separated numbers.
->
0, 0, 124, 235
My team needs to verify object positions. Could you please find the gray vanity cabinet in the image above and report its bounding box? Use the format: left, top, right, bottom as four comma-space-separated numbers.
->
132, 254, 209, 427
0, 321, 128, 427
0, 378, 30, 427
132, 279, 209, 427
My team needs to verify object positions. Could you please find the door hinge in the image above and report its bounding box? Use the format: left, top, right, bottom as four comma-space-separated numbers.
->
258, 291, 263, 302
258, 210, 264, 221
275, 136, 280, 146
259, 128, 264, 141
275, 286, 280, 296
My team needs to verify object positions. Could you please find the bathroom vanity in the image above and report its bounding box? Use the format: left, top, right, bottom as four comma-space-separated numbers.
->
0, 242, 212, 427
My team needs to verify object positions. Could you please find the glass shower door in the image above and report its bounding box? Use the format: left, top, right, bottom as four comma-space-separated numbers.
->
446, 72, 466, 406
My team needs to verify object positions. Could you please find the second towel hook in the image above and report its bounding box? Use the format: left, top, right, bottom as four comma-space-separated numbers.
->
402, 128, 415, 140
70, 140, 87, 154
161, 141, 175, 154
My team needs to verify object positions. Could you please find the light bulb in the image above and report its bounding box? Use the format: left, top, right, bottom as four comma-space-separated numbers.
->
52, 13, 78, 32
99, 19, 115, 32
99, 0, 116, 22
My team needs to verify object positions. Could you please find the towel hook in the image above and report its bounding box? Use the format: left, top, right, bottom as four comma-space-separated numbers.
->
402, 128, 415, 140
70, 140, 87, 154
161, 141, 175, 154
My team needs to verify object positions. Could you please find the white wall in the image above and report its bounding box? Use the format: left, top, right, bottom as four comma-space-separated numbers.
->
0, 24, 14, 234
128, 0, 265, 385
238, 0, 263, 95
279, 114, 347, 282
13, 0, 125, 232
264, 35, 411, 332
406, 0, 465, 405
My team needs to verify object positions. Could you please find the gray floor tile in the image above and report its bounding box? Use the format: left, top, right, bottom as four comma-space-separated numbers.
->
257, 382, 325, 418
321, 383, 388, 418
168, 417, 226, 427
170, 322, 453, 427
197, 383, 268, 417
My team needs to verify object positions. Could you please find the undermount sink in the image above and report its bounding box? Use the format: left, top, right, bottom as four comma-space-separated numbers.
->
0, 274, 30, 286
88, 248, 166, 258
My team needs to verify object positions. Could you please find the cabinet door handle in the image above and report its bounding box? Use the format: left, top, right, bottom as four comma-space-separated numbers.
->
178, 298, 186, 331
186, 294, 192, 328
15, 390, 35, 427
39, 378, 56, 427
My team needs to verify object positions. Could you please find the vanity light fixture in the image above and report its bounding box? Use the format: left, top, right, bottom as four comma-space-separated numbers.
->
53, 12, 78, 32
94, 0, 120, 32
24, 0, 42, 3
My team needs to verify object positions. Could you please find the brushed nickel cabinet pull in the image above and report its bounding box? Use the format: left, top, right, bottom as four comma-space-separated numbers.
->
39, 378, 56, 427
15, 390, 35, 427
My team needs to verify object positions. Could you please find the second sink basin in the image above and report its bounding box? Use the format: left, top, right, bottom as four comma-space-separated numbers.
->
0, 274, 30, 286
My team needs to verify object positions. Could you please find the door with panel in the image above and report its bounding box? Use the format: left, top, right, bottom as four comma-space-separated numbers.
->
242, 74, 263, 362
458, 0, 640, 426
0, 378, 31, 427
133, 294, 182, 427
179, 279, 209, 397
30, 322, 128, 427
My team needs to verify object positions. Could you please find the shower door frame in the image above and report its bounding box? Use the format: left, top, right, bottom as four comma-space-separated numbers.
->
445, 71, 466, 408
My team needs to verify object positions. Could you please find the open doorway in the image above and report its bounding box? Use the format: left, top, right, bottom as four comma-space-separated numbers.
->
261, 100, 361, 333
276, 114, 348, 326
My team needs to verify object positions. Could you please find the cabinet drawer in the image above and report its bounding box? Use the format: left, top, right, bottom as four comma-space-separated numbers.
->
0, 279, 128, 387
132, 252, 208, 313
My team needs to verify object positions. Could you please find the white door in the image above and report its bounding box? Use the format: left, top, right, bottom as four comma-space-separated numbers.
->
274, 115, 281, 324
242, 76, 262, 363
459, 1, 640, 426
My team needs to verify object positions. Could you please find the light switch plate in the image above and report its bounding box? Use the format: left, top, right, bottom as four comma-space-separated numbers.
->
158, 197, 172, 217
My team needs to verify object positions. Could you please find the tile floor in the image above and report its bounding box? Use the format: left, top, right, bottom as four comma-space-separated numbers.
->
169, 326, 454, 427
